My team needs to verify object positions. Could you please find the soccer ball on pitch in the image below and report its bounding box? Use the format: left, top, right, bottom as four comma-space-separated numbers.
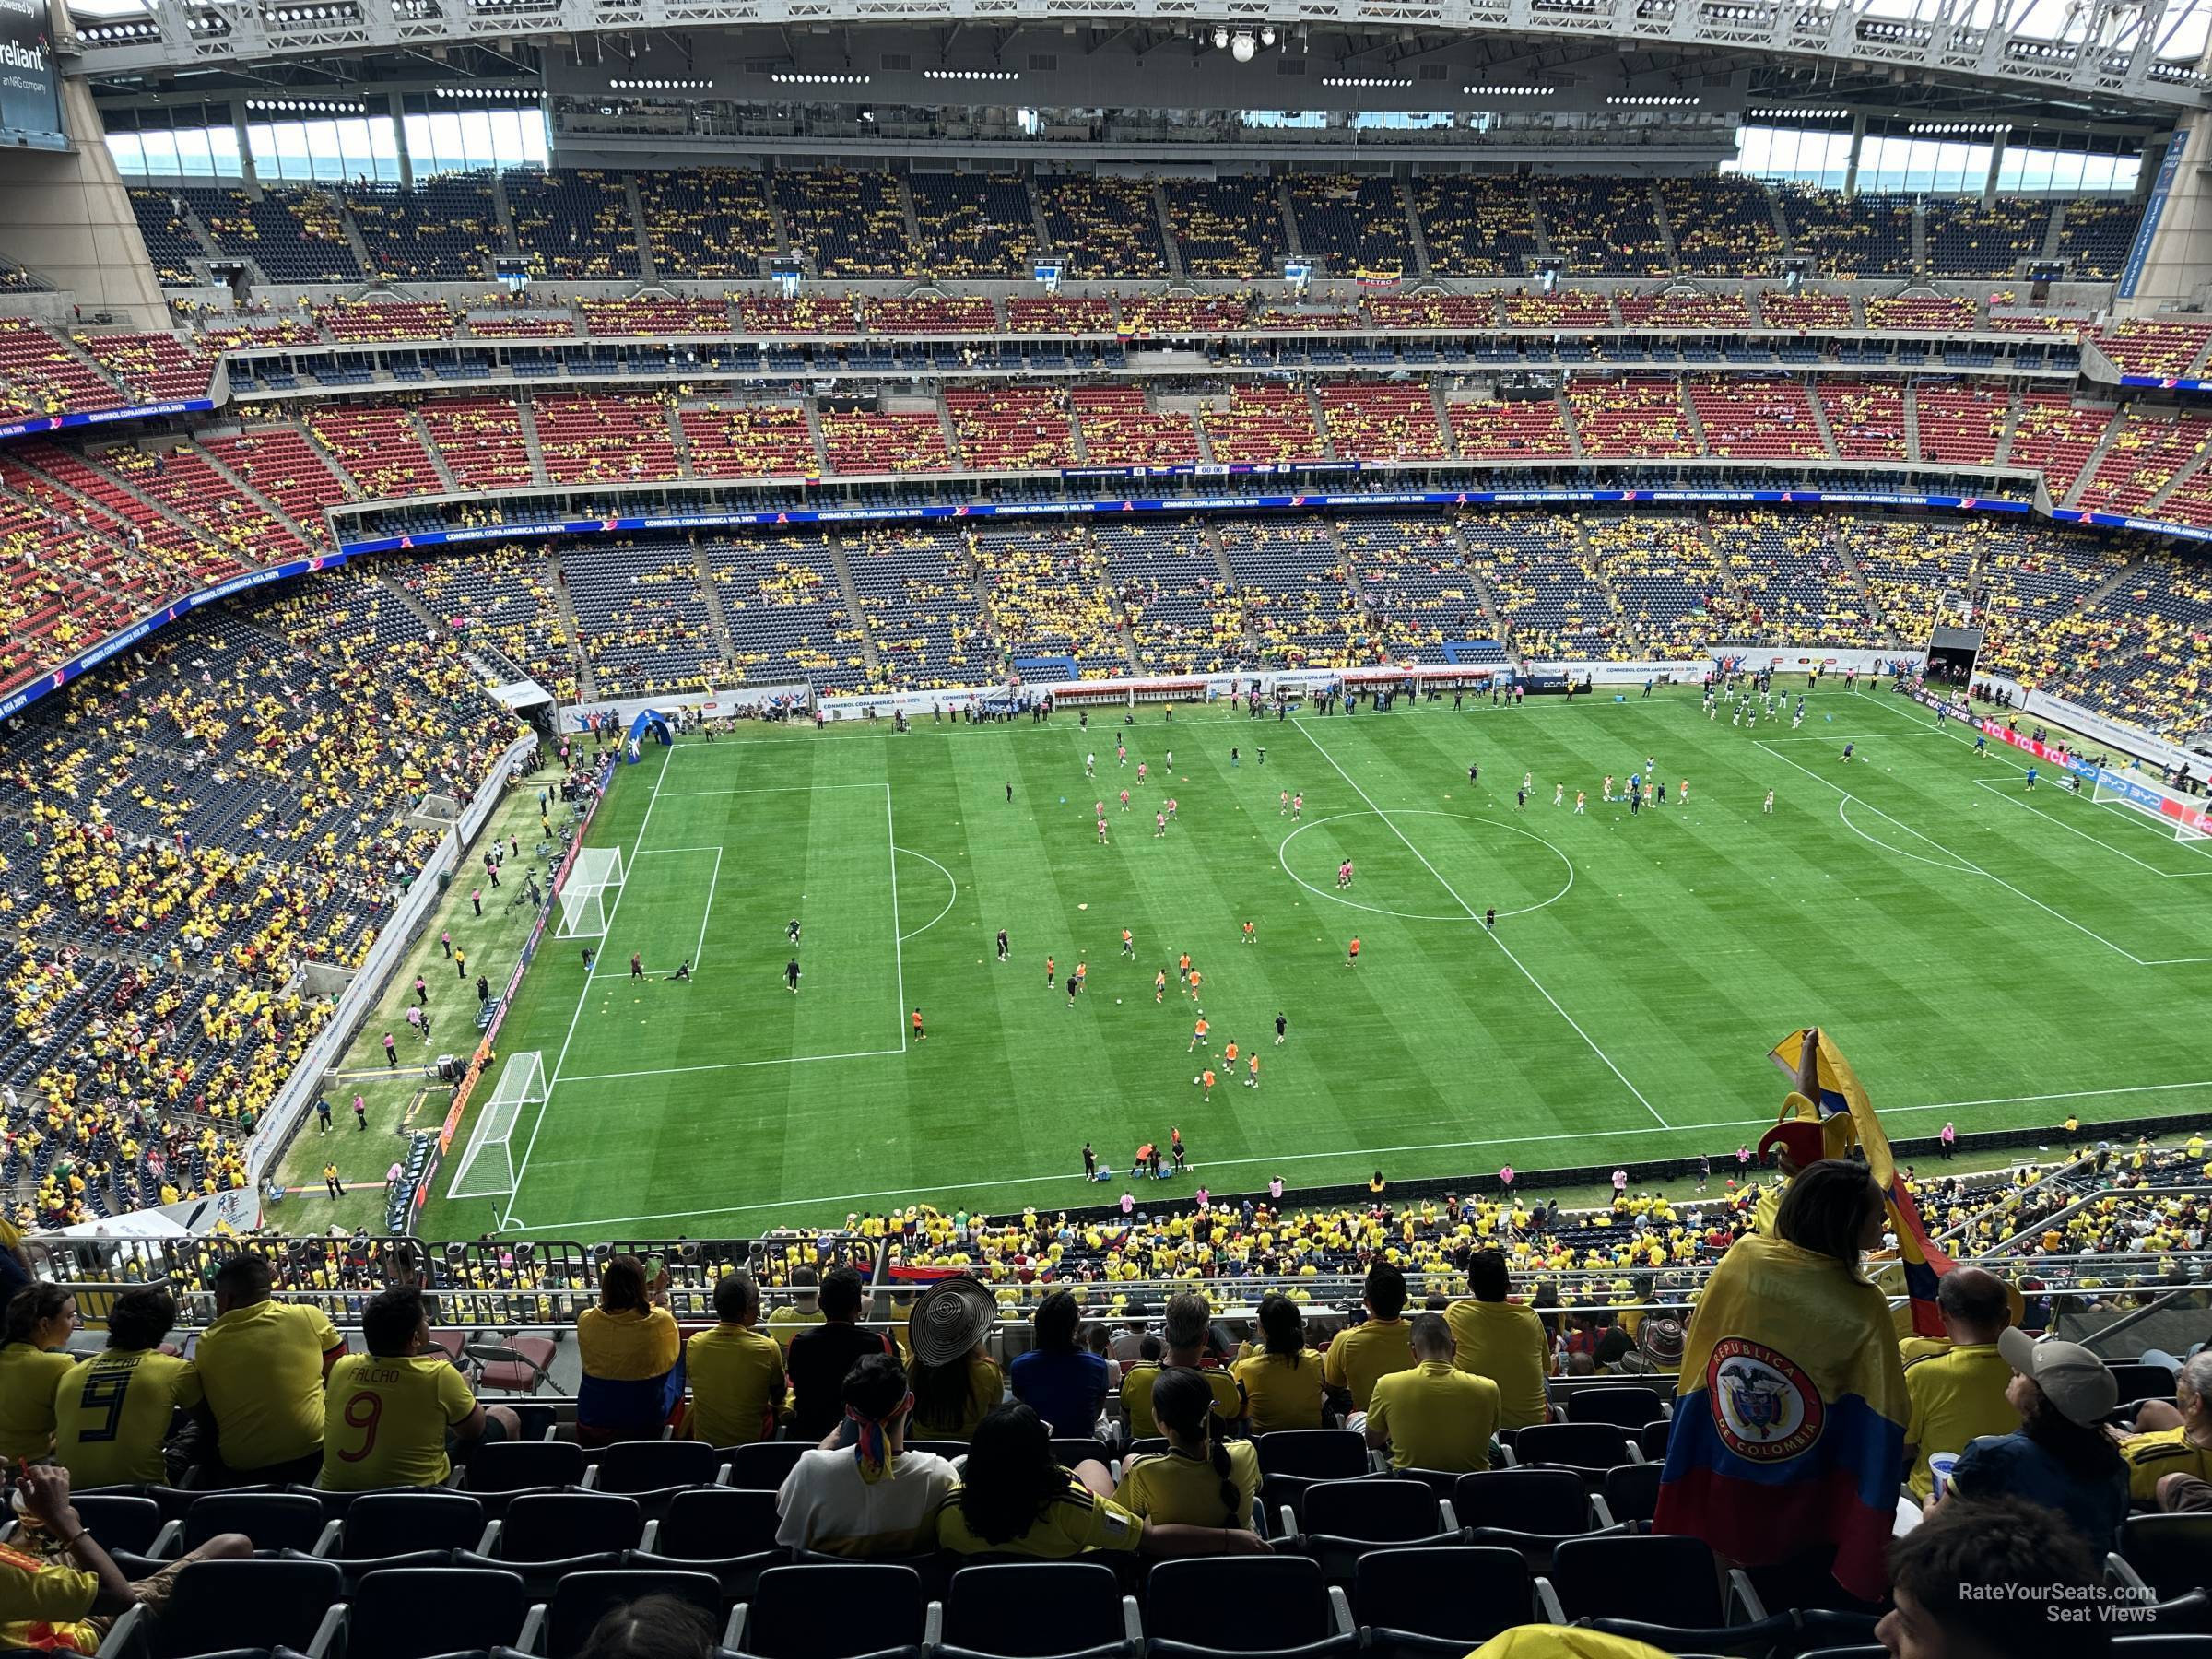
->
1193, 1076, 1202, 1085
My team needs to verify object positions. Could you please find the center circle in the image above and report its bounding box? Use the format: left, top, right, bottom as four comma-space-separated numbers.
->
1278, 810, 1575, 923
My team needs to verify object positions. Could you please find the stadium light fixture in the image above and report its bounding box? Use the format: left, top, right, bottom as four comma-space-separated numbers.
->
1231, 31, 1256, 61
1211, 26, 1230, 49
1259, 26, 1276, 45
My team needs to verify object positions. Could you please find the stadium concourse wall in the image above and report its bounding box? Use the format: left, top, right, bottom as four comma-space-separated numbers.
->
558, 684, 814, 733
803, 647, 1917, 721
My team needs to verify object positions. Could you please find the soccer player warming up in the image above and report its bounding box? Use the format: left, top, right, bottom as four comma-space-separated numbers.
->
1346, 935, 1361, 967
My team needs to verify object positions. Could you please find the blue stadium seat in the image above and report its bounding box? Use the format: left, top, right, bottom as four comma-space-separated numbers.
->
1144, 1557, 1357, 1659
936, 1560, 1139, 1659
732, 1563, 932, 1659
340, 1565, 541, 1659
1353, 1547, 1533, 1656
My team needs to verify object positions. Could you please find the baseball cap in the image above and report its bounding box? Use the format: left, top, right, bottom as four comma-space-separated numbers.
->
1998, 1326, 2118, 1426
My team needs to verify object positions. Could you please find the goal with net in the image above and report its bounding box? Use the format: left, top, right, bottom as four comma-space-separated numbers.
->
446, 1051, 547, 1202
558, 845, 626, 937
2090, 771, 2212, 842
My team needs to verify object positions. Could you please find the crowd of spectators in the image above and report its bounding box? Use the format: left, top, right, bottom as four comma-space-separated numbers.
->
0, 1115, 2197, 1656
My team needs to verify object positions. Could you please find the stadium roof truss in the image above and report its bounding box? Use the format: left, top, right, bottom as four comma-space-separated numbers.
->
65, 0, 2212, 112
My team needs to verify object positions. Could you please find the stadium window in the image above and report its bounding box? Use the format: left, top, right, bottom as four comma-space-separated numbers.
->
1858, 134, 1914, 193
303, 118, 344, 180
1727, 124, 1850, 189
169, 125, 212, 178
1240, 110, 1329, 128
1350, 111, 1454, 129
248, 120, 312, 181
136, 128, 180, 178
366, 113, 402, 182
104, 131, 147, 176
206, 124, 241, 179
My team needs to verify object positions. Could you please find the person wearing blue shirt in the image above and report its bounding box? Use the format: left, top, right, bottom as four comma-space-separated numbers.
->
1942, 1330, 2126, 1553
1008, 1290, 1110, 1441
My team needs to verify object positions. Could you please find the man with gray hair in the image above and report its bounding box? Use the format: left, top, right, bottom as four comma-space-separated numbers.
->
2123, 1351, 2212, 1508
1117, 1290, 1245, 1440
1902, 1266, 2017, 1500
1362, 1312, 1500, 1473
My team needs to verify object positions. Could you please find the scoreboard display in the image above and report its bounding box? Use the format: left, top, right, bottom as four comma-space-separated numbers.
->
0, 0, 65, 153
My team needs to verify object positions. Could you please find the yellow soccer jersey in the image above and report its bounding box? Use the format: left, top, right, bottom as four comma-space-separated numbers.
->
53, 1349, 203, 1488
318, 1353, 477, 1490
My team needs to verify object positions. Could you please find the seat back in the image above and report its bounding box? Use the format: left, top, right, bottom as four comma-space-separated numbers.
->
1601, 1461, 1663, 1525
730, 1441, 809, 1491
499, 1492, 644, 1559
2122, 1515, 2212, 1600
347, 1565, 530, 1659
72, 1494, 164, 1557
745, 1563, 925, 1659
547, 1569, 723, 1659
1564, 1386, 1666, 1428
1512, 1422, 1633, 1472
1636, 1419, 1672, 1461
1300, 1479, 1444, 1543
1147, 1557, 1334, 1653
594, 1439, 721, 1493
1452, 1469, 1590, 1535
338, 1492, 487, 1558
1254, 1430, 1369, 1481
2111, 1364, 2181, 1408
657, 1487, 781, 1559
182, 1490, 327, 1553
944, 1561, 1128, 1657
155, 1558, 343, 1658
465, 1439, 586, 1493
1354, 1547, 1530, 1643
1549, 1533, 1724, 1627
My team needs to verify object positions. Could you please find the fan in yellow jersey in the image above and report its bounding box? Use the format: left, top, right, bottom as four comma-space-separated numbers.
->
196, 1253, 347, 1484
1363, 1313, 1500, 1473
0, 1286, 80, 1462
932, 1402, 1267, 1558
1229, 1295, 1326, 1433
2120, 1352, 2212, 1505
320, 1286, 517, 1491
682, 1271, 788, 1446
1118, 1292, 1246, 1439
53, 1288, 202, 1489
0, 1463, 251, 1655
1113, 1370, 1260, 1528
1323, 1264, 1415, 1416
1444, 1252, 1553, 1431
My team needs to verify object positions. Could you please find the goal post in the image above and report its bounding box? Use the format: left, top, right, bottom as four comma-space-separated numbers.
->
446, 1051, 547, 1201
2091, 772, 2212, 843
557, 845, 626, 938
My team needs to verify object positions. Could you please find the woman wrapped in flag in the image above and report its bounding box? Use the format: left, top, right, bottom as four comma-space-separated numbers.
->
1653, 1157, 1908, 1603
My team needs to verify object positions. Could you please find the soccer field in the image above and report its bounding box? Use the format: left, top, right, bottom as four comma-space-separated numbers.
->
420, 686, 2212, 1242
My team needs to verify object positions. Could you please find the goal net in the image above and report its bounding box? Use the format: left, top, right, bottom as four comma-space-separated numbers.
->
2091, 774, 2212, 843
557, 845, 626, 937
446, 1051, 547, 1201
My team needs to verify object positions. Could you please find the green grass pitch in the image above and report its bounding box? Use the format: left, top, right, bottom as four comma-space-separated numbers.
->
418, 686, 2212, 1242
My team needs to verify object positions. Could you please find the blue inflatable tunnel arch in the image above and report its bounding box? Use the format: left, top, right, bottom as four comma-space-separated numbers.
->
624, 709, 676, 761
